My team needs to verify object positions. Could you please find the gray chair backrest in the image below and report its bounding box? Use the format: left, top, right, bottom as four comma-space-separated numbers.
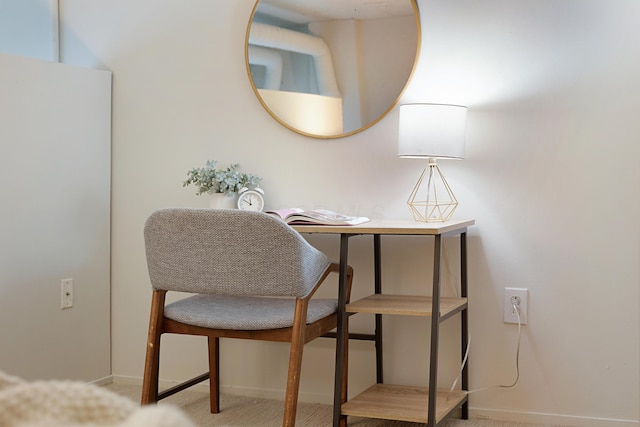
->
144, 208, 331, 298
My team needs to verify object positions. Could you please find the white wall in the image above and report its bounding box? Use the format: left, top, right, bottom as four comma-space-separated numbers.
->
0, 53, 112, 381
56, 0, 639, 425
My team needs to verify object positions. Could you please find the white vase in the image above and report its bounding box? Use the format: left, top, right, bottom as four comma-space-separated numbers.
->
209, 193, 237, 209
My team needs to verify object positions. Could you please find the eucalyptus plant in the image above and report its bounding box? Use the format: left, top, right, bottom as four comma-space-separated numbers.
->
183, 160, 261, 195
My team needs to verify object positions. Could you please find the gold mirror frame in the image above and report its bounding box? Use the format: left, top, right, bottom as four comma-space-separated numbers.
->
245, 0, 421, 139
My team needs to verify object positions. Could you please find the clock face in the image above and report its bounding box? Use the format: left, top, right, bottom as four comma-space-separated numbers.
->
237, 190, 264, 212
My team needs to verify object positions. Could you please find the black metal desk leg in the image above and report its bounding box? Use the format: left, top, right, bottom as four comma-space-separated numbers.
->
428, 234, 442, 427
460, 232, 469, 419
333, 234, 350, 427
373, 234, 383, 384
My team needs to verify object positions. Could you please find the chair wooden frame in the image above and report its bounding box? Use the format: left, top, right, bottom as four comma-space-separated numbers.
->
141, 262, 353, 427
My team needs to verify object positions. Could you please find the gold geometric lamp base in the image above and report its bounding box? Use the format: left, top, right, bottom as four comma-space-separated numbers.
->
408, 158, 458, 222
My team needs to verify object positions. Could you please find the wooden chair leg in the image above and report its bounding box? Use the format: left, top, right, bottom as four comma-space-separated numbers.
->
282, 299, 308, 427
141, 290, 166, 405
208, 336, 220, 413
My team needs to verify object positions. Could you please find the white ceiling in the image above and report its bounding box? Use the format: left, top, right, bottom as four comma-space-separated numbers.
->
256, 0, 415, 24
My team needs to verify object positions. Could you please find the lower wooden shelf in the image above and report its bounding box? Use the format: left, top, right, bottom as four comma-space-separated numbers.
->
346, 294, 467, 318
341, 383, 467, 424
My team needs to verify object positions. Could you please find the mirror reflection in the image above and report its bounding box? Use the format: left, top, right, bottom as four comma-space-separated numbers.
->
245, 0, 420, 138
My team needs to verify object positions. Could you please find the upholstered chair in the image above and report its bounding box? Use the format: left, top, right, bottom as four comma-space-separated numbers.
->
141, 208, 353, 427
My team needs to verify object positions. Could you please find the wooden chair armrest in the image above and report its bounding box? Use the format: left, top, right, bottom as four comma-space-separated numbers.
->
326, 262, 354, 303
306, 262, 354, 303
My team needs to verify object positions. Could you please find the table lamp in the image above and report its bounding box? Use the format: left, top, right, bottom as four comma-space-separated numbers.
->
398, 103, 467, 222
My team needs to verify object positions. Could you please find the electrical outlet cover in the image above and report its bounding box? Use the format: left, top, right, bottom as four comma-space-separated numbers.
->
504, 287, 527, 324
61, 278, 74, 309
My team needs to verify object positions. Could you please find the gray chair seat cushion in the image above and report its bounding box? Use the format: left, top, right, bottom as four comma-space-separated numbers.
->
164, 295, 338, 330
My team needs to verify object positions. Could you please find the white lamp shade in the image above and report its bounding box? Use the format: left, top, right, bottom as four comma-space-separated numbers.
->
398, 104, 467, 159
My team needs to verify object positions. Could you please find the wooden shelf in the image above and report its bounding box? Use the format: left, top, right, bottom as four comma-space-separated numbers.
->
346, 294, 467, 318
341, 383, 467, 424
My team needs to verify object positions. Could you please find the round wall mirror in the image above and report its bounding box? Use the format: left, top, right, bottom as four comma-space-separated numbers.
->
245, 0, 421, 139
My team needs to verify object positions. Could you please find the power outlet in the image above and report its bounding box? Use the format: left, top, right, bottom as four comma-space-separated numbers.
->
504, 287, 527, 324
61, 278, 74, 309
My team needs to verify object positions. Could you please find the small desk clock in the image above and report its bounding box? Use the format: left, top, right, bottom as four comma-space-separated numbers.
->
237, 187, 265, 212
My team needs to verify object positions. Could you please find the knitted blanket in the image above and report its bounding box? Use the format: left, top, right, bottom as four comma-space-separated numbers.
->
0, 371, 195, 427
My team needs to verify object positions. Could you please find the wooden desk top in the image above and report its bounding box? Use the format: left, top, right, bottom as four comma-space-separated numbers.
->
291, 218, 474, 236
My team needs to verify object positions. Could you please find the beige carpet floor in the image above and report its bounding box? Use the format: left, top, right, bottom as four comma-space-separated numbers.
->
104, 383, 564, 427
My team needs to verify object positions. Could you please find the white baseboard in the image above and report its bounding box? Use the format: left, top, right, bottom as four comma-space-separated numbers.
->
110, 376, 638, 427
469, 407, 639, 427
110, 375, 144, 386
90, 375, 114, 386
110, 375, 330, 404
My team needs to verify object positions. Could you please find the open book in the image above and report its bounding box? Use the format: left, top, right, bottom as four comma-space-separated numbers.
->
266, 208, 370, 226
